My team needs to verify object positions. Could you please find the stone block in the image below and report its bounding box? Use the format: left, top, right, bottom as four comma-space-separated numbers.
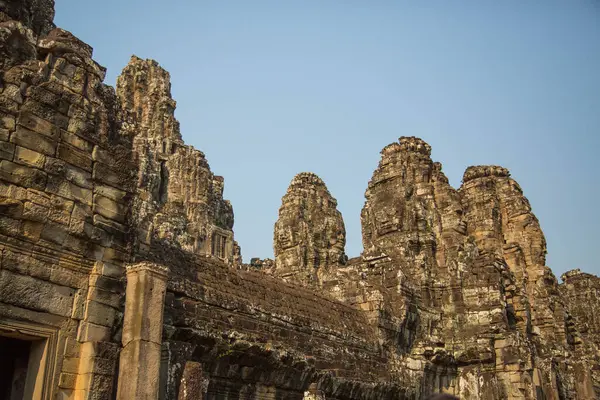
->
87, 244, 106, 261
88, 286, 121, 309
59, 389, 76, 400
68, 216, 86, 236
92, 146, 112, 164
67, 110, 95, 138
50, 267, 88, 289
0, 93, 19, 112
71, 201, 92, 220
80, 341, 120, 361
0, 196, 23, 218
23, 201, 49, 221
2, 251, 50, 280
59, 373, 78, 389
0, 141, 15, 160
0, 160, 47, 190
0, 181, 27, 199
95, 185, 128, 203
101, 248, 127, 263
93, 193, 126, 223
62, 235, 89, 253
62, 357, 81, 374
0, 214, 21, 236
47, 175, 92, 204
3, 84, 23, 104
26, 188, 51, 205
40, 220, 69, 245
78, 355, 117, 376
77, 321, 111, 342
17, 110, 60, 140
83, 222, 112, 246
24, 85, 62, 110
1, 114, 16, 131
93, 162, 130, 190
92, 215, 126, 245
10, 125, 57, 156
22, 220, 44, 240
57, 142, 92, 172
45, 158, 92, 189
18, 99, 62, 129
63, 337, 81, 358
14, 145, 46, 168
61, 129, 93, 152
71, 290, 86, 320
0, 270, 76, 317
94, 261, 125, 278
84, 300, 117, 327
75, 373, 113, 399
89, 274, 123, 293
49, 205, 72, 225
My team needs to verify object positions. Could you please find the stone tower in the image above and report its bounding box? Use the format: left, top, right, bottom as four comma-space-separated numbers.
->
273, 172, 346, 286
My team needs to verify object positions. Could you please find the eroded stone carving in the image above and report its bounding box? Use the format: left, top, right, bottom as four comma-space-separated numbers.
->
117, 56, 235, 262
273, 172, 346, 286
0, 3, 597, 399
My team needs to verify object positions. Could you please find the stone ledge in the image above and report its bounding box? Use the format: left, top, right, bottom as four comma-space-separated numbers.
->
126, 262, 169, 279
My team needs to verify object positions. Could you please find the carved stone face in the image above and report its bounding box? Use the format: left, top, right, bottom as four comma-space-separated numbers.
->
276, 244, 301, 270
276, 224, 295, 250
374, 209, 399, 236
274, 173, 347, 277
325, 218, 346, 263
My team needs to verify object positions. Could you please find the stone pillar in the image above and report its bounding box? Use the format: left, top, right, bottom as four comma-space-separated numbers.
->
117, 262, 169, 400
177, 361, 206, 400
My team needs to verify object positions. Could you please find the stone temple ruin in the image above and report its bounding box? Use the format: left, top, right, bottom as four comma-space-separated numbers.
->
0, 1, 598, 399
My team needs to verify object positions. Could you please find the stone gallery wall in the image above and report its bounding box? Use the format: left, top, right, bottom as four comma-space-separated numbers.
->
0, 2, 132, 397
0, 1, 598, 400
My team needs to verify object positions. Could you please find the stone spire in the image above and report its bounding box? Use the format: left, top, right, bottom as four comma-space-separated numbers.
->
273, 172, 346, 286
360, 137, 441, 286
459, 165, 561, 341
116, 57, 235, 262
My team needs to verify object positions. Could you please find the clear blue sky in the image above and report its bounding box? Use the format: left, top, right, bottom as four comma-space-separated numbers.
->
55, 1, 599, 277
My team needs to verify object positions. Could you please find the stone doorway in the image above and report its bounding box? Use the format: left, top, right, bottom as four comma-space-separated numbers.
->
0, 336, 32, 399
0, 320, 57, 400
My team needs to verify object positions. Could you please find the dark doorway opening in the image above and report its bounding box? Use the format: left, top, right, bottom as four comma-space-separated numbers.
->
0, 336, 32, 400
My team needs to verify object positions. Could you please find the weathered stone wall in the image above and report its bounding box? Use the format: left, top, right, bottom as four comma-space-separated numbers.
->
160, 253, 401, 399
0, 9, 132, 398
0, 2, 598, 400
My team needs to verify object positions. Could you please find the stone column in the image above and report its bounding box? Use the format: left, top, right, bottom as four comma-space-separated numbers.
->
117, 262, 169, 400
177, 361, 206, 400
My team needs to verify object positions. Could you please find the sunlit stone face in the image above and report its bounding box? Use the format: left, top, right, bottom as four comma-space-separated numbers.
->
361, 137, 436, 259
273, 173, 346, 282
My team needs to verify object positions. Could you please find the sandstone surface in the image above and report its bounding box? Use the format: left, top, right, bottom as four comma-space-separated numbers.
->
273, 172, 346, 286
0, 2, 597, 400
